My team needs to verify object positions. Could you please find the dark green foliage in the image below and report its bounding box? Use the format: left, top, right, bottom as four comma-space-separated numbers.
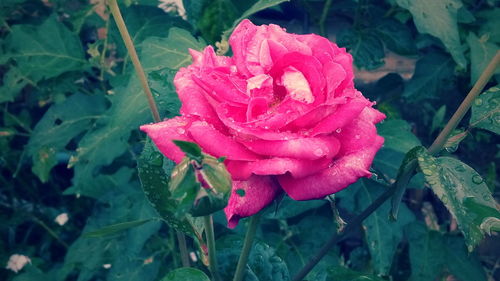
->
1, 0, 499, 281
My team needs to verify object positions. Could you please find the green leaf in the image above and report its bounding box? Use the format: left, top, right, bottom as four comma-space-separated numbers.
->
83, 219, 154, 238
467, 33, 500, 84
137, 140, 199, 235
65, 179, 161, 281
4, 15, 87, 82
477, 8, 500, 44
444, 235, 488, 281
265, 196, 325, 219
430, 105, 446, 134
402, 52, 455, 100
26, 93, 106, 182
217, 235, 290, 281
470, 86, 500, 135
109, 5, 190, 64
0, 67, 30, 104
159, 268, 210, 281
221, 0, 289, 41
375, 18, 417, 55
197, 0, 238, 44
407, 223, 446, 281
416, 148, 500, 250
337, 28, 385, 70
391, 147, 420, 219
31, 146, 57, 183
355, 179, 415, 275
140, 28, 205, 71
327, 266, 386, 281
172, 140, 203, 161
396, 0, 466, 68
374, 119, 421, 179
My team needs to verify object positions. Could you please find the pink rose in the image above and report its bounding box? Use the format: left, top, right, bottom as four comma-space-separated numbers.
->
141, 20, 385, 228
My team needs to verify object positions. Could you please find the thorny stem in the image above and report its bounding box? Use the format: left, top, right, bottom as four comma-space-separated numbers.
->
204, 215, 222, 281
233, 212, 262, 281
292, 50, 500, 281
107, 0, 161, 123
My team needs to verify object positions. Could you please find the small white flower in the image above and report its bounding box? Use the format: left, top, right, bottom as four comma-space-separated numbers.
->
189, 251, 198, 262
5, 254, 31, 273
103, 264, 112, 269
54, 213, 69, 226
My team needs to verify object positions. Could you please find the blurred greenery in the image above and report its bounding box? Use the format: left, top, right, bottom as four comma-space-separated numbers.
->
1, 0, 498, 281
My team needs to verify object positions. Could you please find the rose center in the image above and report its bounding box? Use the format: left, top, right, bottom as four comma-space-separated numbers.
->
279, 66, 314, 104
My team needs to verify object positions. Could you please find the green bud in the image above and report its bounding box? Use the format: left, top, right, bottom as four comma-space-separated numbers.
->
169, 141, 233, 217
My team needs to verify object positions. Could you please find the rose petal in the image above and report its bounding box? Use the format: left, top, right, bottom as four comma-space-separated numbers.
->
240, 136, 340, 160
188, 121, 261, 161
311, 97, 371, 136
278, 135, 384, 200
174, 67, 222, 128
140, 116, 195, 163
225, 157, 331, 180
224, 175, 281, 228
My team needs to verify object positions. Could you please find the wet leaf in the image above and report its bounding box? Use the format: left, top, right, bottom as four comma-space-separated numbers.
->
470, 86, 500, 135
159, 267, 210, 281
416, 148, 500, 250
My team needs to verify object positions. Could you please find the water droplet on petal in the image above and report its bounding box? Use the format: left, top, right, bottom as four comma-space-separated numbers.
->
335, 128, 342, 133
177, 128, 185, 134
355, 134, 360, 139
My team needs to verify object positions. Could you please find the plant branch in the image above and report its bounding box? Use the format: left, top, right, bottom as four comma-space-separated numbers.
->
107, 0, 161, 123
292, 50, 500, 281
292, 187, 395, 281
428, 50, 500, 155
204, 215, 222, 281
233, 212, 262, 281
176, 231, 190, 267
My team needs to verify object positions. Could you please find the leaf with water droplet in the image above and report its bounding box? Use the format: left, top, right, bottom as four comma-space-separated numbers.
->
470, 86, 500, 135
416, 149, 500, 250
137, 140, 202, 236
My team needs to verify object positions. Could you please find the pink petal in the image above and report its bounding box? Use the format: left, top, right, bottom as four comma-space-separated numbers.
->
225, 157, 331, 180
188, 121, 261, 161
278, 135, 384, 200
310, 97, 370, 136
174, 67, 223, 128
224, 175, 281, 228
140, 116, 195, 163
240, 136, 340, 160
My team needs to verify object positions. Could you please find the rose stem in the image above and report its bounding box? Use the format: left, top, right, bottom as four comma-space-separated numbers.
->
107, 0, 161, 123
233, 212, 262, 281
292, 50, 500, 281
107, 0, 191, 267
204, 215, 222, 281
428, 50, 500, 155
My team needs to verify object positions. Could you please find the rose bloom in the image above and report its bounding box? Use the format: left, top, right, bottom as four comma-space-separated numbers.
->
141, 20, 385, 228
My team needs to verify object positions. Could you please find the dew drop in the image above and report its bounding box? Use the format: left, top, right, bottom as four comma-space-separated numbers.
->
454, 165, 466, 173
472, 174, 484, 184
177, 128, 185, 134
335, 128, 342, 133
354, 134, 360, 140
474, 98, 483, 106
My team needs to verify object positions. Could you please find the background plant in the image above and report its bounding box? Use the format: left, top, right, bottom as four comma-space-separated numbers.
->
1, 0, 499, 280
